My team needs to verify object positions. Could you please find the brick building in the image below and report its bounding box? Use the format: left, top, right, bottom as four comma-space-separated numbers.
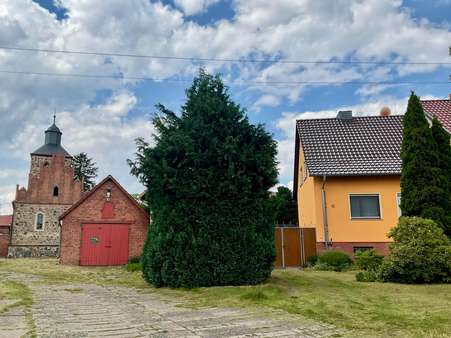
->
59, 175, 149, 265
8, 119, 83, 257
0, 215, 12, 257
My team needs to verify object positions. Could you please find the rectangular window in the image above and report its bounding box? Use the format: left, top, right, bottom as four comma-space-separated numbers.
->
350, 194, 381, 219
353, 246, 374, 254
396, 192, 402, 217
36, 213, 44, 231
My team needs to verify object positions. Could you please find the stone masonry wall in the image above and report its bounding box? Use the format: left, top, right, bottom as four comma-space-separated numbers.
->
60, 179, 149, 265
9, 203, 71, 250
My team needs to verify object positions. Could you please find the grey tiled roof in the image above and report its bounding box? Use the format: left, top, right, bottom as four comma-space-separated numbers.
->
297, 115, 403, 176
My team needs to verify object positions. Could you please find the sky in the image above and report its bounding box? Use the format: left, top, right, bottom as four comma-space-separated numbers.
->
0, 0, 450, 214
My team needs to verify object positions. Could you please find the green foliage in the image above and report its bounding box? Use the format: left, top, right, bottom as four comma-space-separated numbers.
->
400, 93, 450, 235
126, 262, 142, 272
128, 70, 278, 288
73, 152, 98, 191
316, 251, 352, 272
431, 118, 451, 236
379, 217, 451, 284
128, 256, 141, 264
355, 270, 378, 282
305, 254, 318, 267
269, 186, 297, 225
354, 249, 383, 272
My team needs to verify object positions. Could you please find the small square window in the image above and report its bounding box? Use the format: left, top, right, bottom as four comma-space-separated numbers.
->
350, 194, 381, 219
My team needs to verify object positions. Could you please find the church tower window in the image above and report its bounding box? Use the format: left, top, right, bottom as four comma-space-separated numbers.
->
53, 186, 59, 197
35, 212, 45, 231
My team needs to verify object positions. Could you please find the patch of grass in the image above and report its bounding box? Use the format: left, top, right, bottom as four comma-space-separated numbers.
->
126, 262, 142, 272
1, 258, 450, 337
0, 280, 36, 336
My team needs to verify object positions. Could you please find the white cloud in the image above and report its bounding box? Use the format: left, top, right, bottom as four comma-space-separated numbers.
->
0, 0, 450, 212
174, 0, 220, 16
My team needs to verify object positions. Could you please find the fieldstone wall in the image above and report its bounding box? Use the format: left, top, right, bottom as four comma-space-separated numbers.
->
7, 245, 59, 258
8, 203, 71, 257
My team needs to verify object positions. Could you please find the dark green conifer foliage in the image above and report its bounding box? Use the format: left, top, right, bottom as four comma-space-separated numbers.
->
129, 71, 278, 287
400, 93, 449, 234
431, 118, 451, 236
269, 186, 297, 225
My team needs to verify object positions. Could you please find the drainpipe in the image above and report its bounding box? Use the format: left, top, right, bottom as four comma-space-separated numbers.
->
321, 175, 330, 249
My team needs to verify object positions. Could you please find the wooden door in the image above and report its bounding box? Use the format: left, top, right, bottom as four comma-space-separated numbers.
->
80, 224, 129, 266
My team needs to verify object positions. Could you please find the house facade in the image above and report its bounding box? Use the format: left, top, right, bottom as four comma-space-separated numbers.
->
0, 215, 12, 257
293, 111, 403, 255
8, 120, 83, 257
59, 175, 149, 265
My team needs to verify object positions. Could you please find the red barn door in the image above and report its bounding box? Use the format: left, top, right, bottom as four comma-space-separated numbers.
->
80, 224, 129, 266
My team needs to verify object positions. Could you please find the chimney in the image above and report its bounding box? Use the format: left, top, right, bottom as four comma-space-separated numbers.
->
337, 110, 352, 121
380, 106, 391, 117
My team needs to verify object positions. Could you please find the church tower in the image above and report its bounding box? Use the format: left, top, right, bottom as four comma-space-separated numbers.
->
8, 118, 83, 257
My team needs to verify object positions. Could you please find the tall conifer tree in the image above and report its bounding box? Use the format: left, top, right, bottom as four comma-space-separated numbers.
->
400, 93, 449, 234
431, 117, 451, 236
129, 70, 278, 287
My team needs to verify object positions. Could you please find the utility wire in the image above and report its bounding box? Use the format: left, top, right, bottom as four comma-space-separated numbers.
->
0, 69, 449, 86
1, 46, 451, 66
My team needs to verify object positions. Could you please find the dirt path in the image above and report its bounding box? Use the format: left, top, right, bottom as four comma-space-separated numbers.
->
0, 270, 343, 337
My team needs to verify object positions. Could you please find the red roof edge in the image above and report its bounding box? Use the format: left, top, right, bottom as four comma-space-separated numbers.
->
0, 215, 12, 226
59, 175, 149, 221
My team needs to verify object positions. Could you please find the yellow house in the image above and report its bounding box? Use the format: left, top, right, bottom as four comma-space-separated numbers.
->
293, 111, 403, 255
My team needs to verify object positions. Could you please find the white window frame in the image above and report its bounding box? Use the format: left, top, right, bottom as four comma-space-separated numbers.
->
349, 193, 382, 220
396, 192, 402, 217
35, 212, 45, 231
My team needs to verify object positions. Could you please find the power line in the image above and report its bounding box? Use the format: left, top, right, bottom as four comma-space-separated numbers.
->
1, 46, 451, 66
0, 69, 449, 87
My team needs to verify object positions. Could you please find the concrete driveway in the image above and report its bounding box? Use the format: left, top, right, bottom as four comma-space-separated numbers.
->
0, 270, 343, 338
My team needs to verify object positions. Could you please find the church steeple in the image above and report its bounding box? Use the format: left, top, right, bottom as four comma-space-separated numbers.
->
31, 115, 71, 157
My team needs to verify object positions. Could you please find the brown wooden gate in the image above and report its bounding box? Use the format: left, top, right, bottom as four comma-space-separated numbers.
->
274, 227, 316, 268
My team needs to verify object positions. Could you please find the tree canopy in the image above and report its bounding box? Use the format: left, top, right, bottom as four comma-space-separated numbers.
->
400, 92, 450, 236
269, 186, 297, 225
73, 152, 98, 191
129, 70, 278, 287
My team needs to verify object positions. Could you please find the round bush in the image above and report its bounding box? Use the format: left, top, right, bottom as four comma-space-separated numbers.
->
306, 254, 318, 267
355, 270, 377, 282
354, 249, 384, 272
380, 217, 451, 284
317, 251, 352, 272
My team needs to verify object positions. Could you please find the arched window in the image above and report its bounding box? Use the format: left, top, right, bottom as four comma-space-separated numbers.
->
53, 186, 59, 197
35, 212, 45, 231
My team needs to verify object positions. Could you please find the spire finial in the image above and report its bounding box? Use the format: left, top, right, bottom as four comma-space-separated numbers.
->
53, 111, 56, 124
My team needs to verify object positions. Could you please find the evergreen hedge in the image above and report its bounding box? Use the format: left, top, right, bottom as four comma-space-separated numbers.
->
129, 70, 278, 287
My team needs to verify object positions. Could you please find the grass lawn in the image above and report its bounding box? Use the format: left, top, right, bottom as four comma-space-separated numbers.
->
1, 259, 450, 338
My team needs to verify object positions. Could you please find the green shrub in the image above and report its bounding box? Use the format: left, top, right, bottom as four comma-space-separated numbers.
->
355, 270, 377, 282
305, 254, 318, 267
354, 249, 383, 272
128, 256, 141, 264
316, 251, 352, 272
126, 262, 142, 272
379, 217, 451, 284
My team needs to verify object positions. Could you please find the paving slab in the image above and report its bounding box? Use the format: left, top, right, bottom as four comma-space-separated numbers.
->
0, 270, 344, 337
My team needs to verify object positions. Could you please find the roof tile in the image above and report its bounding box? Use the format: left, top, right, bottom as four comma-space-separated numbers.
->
297, 115, 403, 176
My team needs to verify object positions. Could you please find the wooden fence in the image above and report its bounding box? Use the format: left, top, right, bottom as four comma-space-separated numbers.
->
274, 227, 316, 268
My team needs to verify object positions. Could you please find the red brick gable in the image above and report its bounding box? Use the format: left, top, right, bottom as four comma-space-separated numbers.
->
60, 175, 148, 220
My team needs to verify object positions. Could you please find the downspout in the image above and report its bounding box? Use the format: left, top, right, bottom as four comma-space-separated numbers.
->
321, 175, 330, 249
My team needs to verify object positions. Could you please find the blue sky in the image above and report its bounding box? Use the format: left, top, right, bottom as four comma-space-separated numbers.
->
0, 0, 450, 213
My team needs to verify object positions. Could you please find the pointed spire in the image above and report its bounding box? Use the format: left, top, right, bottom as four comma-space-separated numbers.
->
53, 112, 56, 124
